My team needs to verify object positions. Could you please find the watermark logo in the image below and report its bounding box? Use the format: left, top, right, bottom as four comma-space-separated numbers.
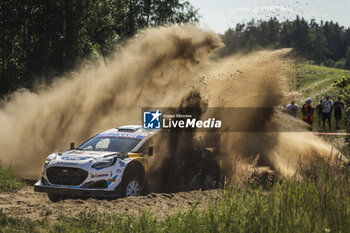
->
143, 110, 162, 129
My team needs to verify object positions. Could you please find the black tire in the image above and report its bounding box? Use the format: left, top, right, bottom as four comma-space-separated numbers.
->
201, 160, 220, 190
47, 193, 62, 202
121, 163, 145, 197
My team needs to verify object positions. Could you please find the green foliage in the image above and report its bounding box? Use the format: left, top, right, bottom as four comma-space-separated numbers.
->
335, 58, 346, 69
296, 64, 350, 101
1, 166, 349, 232
322, 59, 335, 67
333, 74, 350, 142
0, 163, 22, 192
0, 209, 44, 232
334, 75, 350, 105
345, 47, 350, 69
0, 0, 199, 97
220, 17, 350, 68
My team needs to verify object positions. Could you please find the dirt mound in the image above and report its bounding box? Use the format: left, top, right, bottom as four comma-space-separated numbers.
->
0, 185, 222, 221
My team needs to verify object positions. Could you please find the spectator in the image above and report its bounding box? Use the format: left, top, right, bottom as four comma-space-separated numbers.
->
333, 97, 345, 130
346, 107, 350, 142
286, 101, 298, 117
346, 107, 350, 123
322, 95, 333, 130
315, 100, 323, 126
301, 98, 314, 128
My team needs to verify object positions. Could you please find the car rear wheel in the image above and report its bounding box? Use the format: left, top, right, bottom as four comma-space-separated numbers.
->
202, 173, 217, 189
189, 159, 220, 190
201, 162, 220, 190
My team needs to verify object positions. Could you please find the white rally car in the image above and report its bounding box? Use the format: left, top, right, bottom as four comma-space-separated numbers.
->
34, 125, 220, 202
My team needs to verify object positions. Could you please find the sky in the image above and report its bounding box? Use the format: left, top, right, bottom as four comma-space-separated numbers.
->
188, 0, 350, 34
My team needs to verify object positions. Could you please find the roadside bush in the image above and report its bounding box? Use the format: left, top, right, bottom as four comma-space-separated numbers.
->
323, 59, 335, 67
0, 163, 22, 192
335, 58, 346, 69
345, 47, 350, 70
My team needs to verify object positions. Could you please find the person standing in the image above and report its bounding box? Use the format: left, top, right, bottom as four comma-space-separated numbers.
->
301, 98, 314, 127
286, 101, 298, 117
315, 100, 323, 126
346, 107, 350, 142
322, 95, 333, 130
346, 106, 350, 124
333, 97, 344, 129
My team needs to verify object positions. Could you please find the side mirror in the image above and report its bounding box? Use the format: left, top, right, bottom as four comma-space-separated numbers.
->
148, 146, 153, 156
70, 142, 75, 150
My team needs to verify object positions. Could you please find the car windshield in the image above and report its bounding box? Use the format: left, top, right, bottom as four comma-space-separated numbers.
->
78, 136, 141, 152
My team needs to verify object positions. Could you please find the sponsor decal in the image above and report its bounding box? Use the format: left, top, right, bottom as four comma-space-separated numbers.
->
143, 110, 161, 129
55, 162, 79, 166
70, 151, 102, 155
107, 175, 118, 184
45, 184, 80, 189
61, 155, 92, 160
98, 132, 145, 139
91, 173, 108, 178
119, 160, 125, 167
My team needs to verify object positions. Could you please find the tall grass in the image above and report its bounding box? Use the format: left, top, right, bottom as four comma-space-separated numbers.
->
1, 164, 349, 232
0, 163, 22, 192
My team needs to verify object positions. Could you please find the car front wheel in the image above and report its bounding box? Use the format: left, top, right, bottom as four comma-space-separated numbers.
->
47, 193, 62, 202
126, 180, 141, 196
122, 175, 143, 197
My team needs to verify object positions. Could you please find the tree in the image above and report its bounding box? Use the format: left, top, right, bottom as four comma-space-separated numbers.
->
345, 47, 350, 70
123, 0, 198, 36
310, 28, 329, 63
279, 20, 293, 47
219, 16, 350, 69
291, 16, 311, 55
0, 0, 199, 97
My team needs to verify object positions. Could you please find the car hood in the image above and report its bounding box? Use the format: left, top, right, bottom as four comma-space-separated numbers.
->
46, 150, 120, 168
59, 150, 117, 160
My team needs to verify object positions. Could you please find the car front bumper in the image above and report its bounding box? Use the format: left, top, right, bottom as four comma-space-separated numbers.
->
34, 181, 121, 198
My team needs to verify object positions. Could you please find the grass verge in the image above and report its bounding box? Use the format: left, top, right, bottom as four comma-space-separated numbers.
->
0, 163, 22, 192
1, 164, 349, 233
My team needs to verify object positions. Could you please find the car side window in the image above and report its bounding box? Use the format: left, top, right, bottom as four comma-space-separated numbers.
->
137, 138, 153, 155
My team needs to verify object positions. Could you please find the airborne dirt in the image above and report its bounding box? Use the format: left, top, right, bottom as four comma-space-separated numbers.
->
0, 25, 344, 220
0, 25, 222, 178
0, 25, 339, 180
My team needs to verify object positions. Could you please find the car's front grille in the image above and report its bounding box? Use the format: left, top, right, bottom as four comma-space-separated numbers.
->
46, 167, 88, 185
81, 180, 108, 189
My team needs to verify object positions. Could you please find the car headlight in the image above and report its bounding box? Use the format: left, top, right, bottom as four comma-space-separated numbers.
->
44, 153, 57, 166
92, 157, 115, 169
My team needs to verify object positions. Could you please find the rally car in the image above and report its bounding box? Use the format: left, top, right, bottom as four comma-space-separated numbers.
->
34, 125, 220, 202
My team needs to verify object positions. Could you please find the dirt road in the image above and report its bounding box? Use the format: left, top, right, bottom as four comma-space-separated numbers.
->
0, 185, 223, 221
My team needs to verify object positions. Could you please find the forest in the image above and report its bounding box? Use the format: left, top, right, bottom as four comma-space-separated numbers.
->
1, 1, 350, 98
0, 0, 198, 96
220, 17, 350, 69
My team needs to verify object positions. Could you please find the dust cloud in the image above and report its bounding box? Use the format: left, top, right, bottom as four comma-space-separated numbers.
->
148, 49, 341, 190
0, 24, 341, 182
0, 25, 222, 178
190, 50, 342, 179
